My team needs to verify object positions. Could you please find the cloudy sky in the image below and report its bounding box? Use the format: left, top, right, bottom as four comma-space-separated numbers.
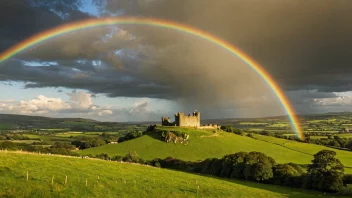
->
0, 0, 351, 122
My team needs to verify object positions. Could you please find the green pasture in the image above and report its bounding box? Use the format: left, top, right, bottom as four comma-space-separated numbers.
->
22, 134, 41, 139
238, 122, 268, 125
0, 152, 339, 198
78, 127, 352, 174
252, 134, 352, 173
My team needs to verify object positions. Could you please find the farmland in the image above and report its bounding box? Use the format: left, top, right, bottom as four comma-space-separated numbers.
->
1, 151, 339, 198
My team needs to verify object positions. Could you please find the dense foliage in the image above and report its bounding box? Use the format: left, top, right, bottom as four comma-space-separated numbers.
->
145, 150, 349, 194
303, 150, 345, 192
118, 130, 145, 143
220, 125, 244, 135
0, 141, 77, 156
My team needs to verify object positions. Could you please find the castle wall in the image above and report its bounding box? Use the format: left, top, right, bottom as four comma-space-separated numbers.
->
161, 117, 175, 126
163, 111, 200, 127
175, 112, 200, 127
181, 115, 199, 127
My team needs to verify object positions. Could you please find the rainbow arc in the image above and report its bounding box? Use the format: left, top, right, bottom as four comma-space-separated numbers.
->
0, 17, 304, 139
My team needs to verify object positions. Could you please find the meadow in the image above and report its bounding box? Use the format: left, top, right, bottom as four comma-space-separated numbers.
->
0, 151, 342, 198
79, 127, 352, 173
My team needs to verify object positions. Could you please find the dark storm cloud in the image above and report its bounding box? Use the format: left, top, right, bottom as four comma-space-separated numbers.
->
0, 59, 168, 98
130, 0, 352, 93
2, 0, 351, 93
2, 0, 352, 117
0, 0, 92, 51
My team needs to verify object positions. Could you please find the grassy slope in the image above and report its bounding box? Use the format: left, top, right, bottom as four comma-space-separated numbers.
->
0, 151, 339, 198
251, 134, 352, 171
79, 127, 352, 173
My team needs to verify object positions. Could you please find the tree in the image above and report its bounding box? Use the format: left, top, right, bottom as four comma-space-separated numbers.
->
304, 150, 344, 192
251, 162, 273, 182
241, 152, 275, 182
220, 125, 233, 132
346, 140, 352, 150
201, 158, 223, 176
260, 130, 272, 136
101, 132, 108, 138
272, 164, 300, 186
220, 152, 247, 178
334, 136, 348, 148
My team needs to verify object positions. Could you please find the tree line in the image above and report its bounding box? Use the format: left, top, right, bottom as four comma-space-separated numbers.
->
92, 149, 352, 195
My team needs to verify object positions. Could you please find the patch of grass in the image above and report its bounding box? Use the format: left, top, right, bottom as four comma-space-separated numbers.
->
268, 123, 290, 128
239, 122, 268, 125
308, 136, 327, 139
40, 128, 69, 131
337, 133, 352, 138
22, 134, 41, 139
0, 152, 338, 198
247, 128, 263, 132
0, 140, 40, 144
54, 133, 85, 137
0, 124, 11, 130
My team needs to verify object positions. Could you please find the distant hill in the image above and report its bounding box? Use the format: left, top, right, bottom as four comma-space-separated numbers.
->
0, 113, 100, 130
2, 111, 352, 129
0, 151, 334, 198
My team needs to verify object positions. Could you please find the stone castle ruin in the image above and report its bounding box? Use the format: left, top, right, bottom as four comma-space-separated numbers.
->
161, 111, 219, 129
162, 111, 200, 127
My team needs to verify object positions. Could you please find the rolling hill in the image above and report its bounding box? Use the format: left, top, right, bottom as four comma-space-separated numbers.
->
78, 127, 352, 173
0, 151, 340, 198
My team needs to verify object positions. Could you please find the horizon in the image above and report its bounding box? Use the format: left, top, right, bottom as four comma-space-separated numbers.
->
1, 110, 349, 124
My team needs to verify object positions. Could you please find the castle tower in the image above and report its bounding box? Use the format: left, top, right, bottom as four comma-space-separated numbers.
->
175, 112, 184, 126
195, 111, 200, 126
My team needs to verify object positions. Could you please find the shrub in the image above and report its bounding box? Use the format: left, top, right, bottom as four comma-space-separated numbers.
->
123, 151, 143, 163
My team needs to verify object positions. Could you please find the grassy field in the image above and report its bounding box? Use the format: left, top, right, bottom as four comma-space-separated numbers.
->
239, 122, 268, 125
78, 127, 352, 173
22, 134, 42, 139
0, 140, 41, 144
0, 151, 341, 198
252, 134, 352, 172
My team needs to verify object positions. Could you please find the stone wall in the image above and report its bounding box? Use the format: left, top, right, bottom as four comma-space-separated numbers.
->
162, 111, 201, 127
175, 112, 200, 127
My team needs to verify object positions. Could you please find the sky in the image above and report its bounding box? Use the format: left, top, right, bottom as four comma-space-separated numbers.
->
0, 0, 352, 122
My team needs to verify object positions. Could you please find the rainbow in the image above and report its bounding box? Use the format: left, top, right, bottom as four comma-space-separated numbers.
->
0, 17, 304, 139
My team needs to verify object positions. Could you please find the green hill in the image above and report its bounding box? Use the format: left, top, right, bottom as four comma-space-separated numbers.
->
78, 127, 352, 173
0, 151, 340, 198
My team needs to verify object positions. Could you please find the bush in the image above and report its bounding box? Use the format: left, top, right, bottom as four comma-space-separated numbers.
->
111, 155, 123, 161
123, 151, 143, 163
246, 133, 254, 138
95, 153, 110, 160
260, 130, 273, 136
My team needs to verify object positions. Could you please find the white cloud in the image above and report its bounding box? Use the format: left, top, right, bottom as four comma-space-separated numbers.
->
0, 92, 112, 117
128, 100, 149, 114
68, 92, 93, 109
0, 93, 170, 121
313, 96, 352, 106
